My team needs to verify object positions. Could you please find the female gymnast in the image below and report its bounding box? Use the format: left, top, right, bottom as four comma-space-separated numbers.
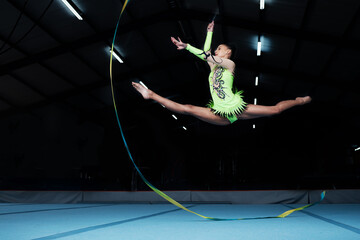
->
132, 21, 311, 126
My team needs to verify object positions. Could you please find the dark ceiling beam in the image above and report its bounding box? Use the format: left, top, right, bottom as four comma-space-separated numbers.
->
8, 72, 92, 116
0, 95, 15, 109
0, 24, 76, 91
309, 3, 360, 102
0, 10, 176, 76
0, 32, 79, 108
279, 0, 314, 96
6, 0, 109, 108
9, 73, 48, 98
0, 24, 103, 115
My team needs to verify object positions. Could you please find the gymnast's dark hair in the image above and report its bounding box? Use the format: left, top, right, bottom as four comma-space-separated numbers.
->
223, 43, 237, 60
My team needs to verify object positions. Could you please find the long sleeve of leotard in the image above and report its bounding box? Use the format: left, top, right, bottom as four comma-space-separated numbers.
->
186, 31, 213, 61
203, 31, 213, 52
186, 43, 235, 70
186, 44, 207, 61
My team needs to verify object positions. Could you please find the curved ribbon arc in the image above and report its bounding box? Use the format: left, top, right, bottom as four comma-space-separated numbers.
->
109, 1, 326, 221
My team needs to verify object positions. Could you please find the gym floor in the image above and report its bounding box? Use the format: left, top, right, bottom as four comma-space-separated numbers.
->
1, 203, 359, 240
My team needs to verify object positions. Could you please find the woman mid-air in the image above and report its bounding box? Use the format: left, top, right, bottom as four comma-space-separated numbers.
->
132, 21, 311, 126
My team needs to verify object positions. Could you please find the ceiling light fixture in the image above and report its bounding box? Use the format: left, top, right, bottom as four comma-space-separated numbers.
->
172, 115, 178, 120
182, 126, 187, 131
257, 41, 262, 56
355, 147, 360, 151
260, 0, 265, 10
61, 0, 83, 20
255, 76, 259, 86
254, 98, 257, 105
110, 49, 124, 63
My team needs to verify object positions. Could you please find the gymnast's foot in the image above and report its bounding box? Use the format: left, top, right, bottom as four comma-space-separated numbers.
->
296, 96, 312, 105
132, 82, 152, 99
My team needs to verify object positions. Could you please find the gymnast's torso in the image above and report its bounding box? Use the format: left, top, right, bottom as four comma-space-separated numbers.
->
207, 65, 247, 117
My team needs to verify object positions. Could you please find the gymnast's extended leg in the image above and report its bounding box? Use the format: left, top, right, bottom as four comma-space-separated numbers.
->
238, 96, 311, 120
132, 82, 230, 126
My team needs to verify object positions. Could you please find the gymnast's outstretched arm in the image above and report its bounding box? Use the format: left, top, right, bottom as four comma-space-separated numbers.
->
170, 36, 234, 71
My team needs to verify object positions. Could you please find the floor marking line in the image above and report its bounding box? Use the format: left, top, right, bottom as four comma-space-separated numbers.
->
0, 204, 117, 216
283, 204, 360, 235
32, 205, 196, 240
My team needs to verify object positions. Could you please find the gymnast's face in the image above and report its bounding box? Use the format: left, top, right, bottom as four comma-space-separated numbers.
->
214, 44, 232, 59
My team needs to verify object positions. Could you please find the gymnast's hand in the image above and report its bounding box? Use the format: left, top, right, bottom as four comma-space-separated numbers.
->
171, 37, 187, 50
207, 21, 214, 32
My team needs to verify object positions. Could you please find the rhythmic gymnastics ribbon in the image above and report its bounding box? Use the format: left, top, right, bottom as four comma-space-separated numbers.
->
109, 1, 326, 220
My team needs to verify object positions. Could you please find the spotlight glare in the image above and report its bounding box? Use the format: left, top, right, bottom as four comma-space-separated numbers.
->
253, 124, 256, 129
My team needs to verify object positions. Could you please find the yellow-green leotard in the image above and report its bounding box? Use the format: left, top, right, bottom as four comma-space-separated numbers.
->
185, 32, 247, 123
206, 66, 247, 122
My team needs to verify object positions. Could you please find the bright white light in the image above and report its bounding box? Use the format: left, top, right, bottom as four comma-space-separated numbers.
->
61, 0, 83, 20
253, 124, 256, 129
161, 104, 166, 108
260, 0, 265, 10
257, 41, 262, 56
355, 147, 360, 151
172, 114, 178, 120
182, 126, 187, 130
110, 49, 124, 63
255, 76, 259, 86
254, 98, 257, 105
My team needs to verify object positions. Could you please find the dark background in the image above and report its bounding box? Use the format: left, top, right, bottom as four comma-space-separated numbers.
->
0, 0, 359, 191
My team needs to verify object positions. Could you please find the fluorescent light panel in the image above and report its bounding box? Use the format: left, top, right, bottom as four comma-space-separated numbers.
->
110, 49, 124, 63
257, 41, 262, 56
61, 0, 83, 20
260, 0, 265, 10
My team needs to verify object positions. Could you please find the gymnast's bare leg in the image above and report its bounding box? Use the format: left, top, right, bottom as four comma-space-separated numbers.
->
132, 82, 229, 125
238, 96, 311, 120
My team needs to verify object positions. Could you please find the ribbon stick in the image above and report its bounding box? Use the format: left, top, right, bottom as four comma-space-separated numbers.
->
109, 1, 326, 221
